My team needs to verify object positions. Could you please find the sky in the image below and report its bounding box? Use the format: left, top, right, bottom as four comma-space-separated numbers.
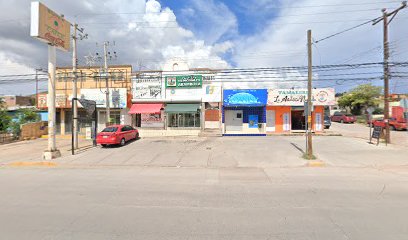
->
0, 0, 408, 95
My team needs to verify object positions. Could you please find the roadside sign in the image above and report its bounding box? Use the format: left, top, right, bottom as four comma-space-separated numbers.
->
371, 126, 383, 145
79, 99, 96, 116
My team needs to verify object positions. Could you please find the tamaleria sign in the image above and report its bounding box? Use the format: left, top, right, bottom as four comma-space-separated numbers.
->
268, 88, 335, 106
30, 2, 71, 51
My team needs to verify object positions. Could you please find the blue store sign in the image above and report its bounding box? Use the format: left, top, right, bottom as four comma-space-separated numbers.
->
223, 89, 267, 106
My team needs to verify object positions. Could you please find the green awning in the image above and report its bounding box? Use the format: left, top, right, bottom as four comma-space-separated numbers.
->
165, 104, 200, 113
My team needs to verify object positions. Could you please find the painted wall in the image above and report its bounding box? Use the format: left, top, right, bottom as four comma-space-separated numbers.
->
267, 106, 291, 132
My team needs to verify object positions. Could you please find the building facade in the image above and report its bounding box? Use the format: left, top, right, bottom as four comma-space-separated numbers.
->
130, 60, 221, 136
37, 65, 132, 135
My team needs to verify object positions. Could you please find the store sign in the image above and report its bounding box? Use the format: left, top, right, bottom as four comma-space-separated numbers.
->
165, 75, 202, 88
202, 84, 222, 102
37, 93, 70, 108
132, 73, 163, 100
80, 88, 127, 108
30, 2, 71, 51
141, 113, 164, 128
223, 89, 268, 106
268, 88, 335, 106
37, 93, 47, 108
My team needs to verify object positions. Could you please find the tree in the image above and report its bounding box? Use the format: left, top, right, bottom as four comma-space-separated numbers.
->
0, 97, 11, 132
337, 84, 382, 115
10, 108, 40, 135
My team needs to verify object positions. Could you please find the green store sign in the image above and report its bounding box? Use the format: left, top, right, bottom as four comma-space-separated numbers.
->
165, 75, 202, 88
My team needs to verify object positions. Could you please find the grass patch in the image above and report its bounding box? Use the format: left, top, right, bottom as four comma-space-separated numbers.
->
302, 153, 317, 160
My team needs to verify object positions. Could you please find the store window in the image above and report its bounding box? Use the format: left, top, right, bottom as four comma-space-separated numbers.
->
168, 112, 201, 128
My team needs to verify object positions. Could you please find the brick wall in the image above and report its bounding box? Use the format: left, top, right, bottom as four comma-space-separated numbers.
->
20, 121, 48, 140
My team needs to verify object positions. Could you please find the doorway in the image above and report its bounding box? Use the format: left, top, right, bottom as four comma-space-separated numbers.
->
225, 110, 243, 131
291, 110, 305, 130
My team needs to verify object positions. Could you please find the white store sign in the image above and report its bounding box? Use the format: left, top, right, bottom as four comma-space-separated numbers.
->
268, 88, 335, 106
80, 88, 127, 108
132, 73, 163, 100
202, 84, 222, 102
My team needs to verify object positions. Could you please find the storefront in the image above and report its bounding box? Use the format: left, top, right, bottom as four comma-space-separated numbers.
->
266, 88, 335, 133
165, 103, 201, 128
222, 89, 267, 136
128, 103, 164, 128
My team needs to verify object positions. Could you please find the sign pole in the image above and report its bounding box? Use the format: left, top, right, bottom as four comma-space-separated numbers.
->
43, 45, 61, 160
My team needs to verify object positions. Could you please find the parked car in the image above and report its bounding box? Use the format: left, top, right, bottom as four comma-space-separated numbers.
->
372, 118, 407, 131
331, 112, 356, 123
96, 125, 139, 147
324, 115, 331, 129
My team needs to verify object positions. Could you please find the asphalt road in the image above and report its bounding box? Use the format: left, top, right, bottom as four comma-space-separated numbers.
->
1, 131, 407, 239
1, 166, 408, 240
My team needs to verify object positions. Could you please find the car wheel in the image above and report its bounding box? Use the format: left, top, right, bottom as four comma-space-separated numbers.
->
136, 132, 139, 140
390, 125, 396, 131
340, 119, 344, 123
101, 144, 107, 148
120, 138, 126, 146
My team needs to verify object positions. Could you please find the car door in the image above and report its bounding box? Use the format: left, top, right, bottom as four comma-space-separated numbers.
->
119, 126, 128, 141
125, 125, 134, 140
123, 126, 132, 141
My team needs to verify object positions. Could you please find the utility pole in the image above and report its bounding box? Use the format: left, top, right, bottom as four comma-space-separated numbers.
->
35, 68, 42, 107
373, 1, 407, 144
103, 41, 110, 126
72, 24, 78, 150
71, 24, 87, 149
307, 29, 313, 159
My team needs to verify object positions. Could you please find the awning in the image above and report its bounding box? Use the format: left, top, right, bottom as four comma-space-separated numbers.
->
165, 104, 200, 113
128, 104, 163, 114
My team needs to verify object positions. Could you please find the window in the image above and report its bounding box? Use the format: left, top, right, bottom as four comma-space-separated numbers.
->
168, 112, 201, 128
102, 127, 118, 132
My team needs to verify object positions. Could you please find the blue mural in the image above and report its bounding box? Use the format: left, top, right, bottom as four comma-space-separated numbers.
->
223, 89, 267, 106
248, 115, 259, 128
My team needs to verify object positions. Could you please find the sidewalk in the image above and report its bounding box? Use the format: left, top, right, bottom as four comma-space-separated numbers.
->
0, 138, 94, 164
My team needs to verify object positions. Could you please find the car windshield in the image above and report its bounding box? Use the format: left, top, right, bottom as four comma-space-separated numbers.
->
324, 116, 330, 120
101, 127, 118, 132
345, 114, 353, 116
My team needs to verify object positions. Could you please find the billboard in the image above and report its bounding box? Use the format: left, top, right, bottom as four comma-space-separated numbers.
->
132, 72, 163, 100
30, 2, 71, 51
223, 89, 268, 107
268, 88, 335, 106
80, 88, 127, 109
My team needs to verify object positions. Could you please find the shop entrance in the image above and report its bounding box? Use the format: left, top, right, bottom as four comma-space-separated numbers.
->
225, 110, 243, 131
291, 110, 305, 130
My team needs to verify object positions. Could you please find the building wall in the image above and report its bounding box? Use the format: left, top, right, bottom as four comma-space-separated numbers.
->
266, 105, 324, 133
267, 106, 291, 132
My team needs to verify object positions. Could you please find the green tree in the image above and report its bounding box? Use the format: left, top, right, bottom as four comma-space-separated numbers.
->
337, 84, 382, 115
10, 108, 40, 135
0, 97, 12, 131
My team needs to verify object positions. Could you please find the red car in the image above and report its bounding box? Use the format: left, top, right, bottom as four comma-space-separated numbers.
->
372, 118, 407, 131
331, 112, 356, 123
96, 125, 139, 147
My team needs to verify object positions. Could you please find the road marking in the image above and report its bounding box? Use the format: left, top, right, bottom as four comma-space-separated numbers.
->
7, 161, 57, 167
306, 160, 325, 167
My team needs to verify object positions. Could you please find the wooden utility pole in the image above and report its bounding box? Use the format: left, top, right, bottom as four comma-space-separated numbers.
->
307, 29, 313, 158
373, 1, 407, 144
